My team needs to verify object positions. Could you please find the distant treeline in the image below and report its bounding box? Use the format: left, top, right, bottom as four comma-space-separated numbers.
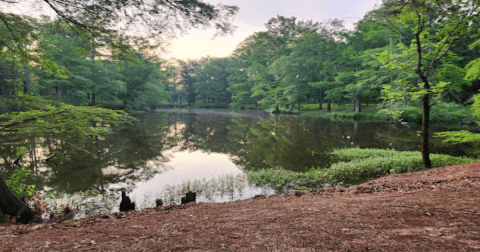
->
1, 7, 480, 115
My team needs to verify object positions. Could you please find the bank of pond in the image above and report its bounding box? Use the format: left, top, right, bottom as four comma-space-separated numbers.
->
164, 101, 476, 126
3, 108, 477, 220
36, 148, 475, 220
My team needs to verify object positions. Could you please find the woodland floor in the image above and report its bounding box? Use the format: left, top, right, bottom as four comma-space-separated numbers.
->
1, 162, 480, 251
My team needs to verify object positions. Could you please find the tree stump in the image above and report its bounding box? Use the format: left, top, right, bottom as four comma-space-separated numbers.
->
181, 191, 196, 204
156, 199, 163, 207
119, 191, 135, 212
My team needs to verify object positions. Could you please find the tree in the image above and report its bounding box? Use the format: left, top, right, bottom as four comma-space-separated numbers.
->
1, 0, 238, 65
378, 0, 480, 168
178, 60, 201, 106
119, 53, 171, 109
226, 55, 255, 108
194, 57, 231, 107
0, 0, 239, 223
36, 26, 125, 106
0, 95, 132, 223
231, 16, 321, 112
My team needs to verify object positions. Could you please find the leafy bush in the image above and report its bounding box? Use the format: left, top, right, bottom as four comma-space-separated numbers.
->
376, 102, 474, 124
431, 102, 472, 123
376, 105, 422, 123
246, 148, 475, 191
324, 153, 472, 183
301, 104, 319, 111
330, 148, 419, 163
6, 166, 36, 200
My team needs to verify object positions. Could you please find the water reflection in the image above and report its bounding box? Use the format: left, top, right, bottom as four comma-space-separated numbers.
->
0, 108, 475, 216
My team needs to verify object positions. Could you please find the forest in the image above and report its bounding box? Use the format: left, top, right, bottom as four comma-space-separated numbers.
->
2, 0, 480, 224
1, 5, 480, 116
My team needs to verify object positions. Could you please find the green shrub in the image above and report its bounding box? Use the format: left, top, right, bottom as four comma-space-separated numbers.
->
323, 154, 473, 183
6, 166, 36, 200
376, 102, 474, 124
430, 102, 472, 123
330, 148, 420, 163
247, 148, 475, 191
301, 104, 319, 111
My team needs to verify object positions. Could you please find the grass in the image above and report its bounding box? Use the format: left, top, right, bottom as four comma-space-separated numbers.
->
376, 102, 475, 126
300, 103, 379, 113
41, 148, 476, 218
290, 103, 388, 121
158, 174, 251, 205
42, 174, 270, 218
246, 148, 475, 190
43, 189, 119, 219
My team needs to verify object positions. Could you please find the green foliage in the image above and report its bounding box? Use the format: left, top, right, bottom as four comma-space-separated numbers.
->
120, 53, 171, 108
0, 15, 65, 75
324, 153, 472, 184
376, 105, 421, 123
160, 174, 248, 205
430, 102, 472, 123
193, 57, 232, 107
247, 148, 474, 191
329, 148, 419, 163
0, 95, 134, 142
326, 148, 473, 182
6, 166, 36, 199
377, 102, 472, 124
435, 94, 480, 144
435, 130, 480, 145
246, 167, 327, 192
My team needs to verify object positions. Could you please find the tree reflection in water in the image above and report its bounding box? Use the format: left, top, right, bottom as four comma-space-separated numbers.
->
0, 109, 475, 217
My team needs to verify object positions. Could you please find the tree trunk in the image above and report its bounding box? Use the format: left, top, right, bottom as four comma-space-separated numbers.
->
91, 91, 96, 106
421, 92, 432, 168
354, 92, 361, 113
414, 24, 432, 169
318, 89, 323, 110
91, 35, 96, 107
0, 173, 34, 224
23, 65, 30, 95
327, 99, 331, 112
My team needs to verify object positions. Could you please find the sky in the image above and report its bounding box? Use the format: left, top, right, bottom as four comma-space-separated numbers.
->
163, 0, 380, 61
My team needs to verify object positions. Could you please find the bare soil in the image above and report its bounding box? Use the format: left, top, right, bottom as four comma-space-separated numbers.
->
1, 162, 480, 251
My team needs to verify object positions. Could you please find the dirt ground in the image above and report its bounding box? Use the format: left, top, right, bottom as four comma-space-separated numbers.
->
1, 162, 480, 251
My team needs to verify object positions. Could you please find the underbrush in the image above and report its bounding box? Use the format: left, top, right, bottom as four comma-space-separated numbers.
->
298, 111, 387, 121
246, 148, 475, 191
376, 102, 475, 125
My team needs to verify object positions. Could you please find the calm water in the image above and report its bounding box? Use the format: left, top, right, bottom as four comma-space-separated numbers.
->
0, 108, 473, 217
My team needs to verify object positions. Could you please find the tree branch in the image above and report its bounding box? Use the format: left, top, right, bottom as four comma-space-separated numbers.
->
0, 110, 67, 130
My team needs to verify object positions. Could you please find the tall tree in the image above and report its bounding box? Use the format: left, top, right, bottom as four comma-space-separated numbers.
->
379, 0, 480, 168
178, 60, 201, 106
120, 53, 171, 109
233, 16, 321, 112
0, 0, 238, 65
194, 57, 231, 107
0, 0, 239, 224
0, 96, 132, 223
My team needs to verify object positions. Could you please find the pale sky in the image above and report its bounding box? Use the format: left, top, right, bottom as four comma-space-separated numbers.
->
164, 0, 380, 61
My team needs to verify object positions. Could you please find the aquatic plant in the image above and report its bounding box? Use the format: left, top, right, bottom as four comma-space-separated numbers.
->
246, 148, 475, 190
157, 174, 253, 205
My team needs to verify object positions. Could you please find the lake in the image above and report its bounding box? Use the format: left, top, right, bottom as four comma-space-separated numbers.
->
0, 108, 473, 218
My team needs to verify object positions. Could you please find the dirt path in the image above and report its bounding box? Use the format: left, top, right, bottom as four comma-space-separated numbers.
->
1, 162, 480, 251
